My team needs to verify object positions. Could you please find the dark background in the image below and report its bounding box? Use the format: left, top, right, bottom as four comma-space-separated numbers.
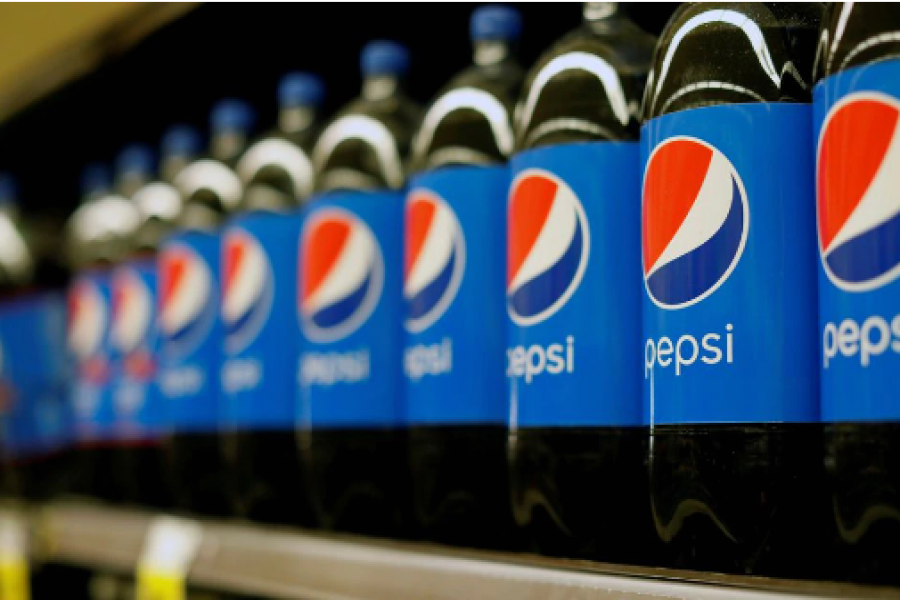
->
0, 3, 678, 220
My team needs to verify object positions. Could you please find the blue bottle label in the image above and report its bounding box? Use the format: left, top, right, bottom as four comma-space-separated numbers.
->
110, 259, 164, 438
814, 59, 900, 422
157, 231, 222, 432
642, 103, 818, 424
68, 271, 116, 441
507, 142, 643, 428
404, 166, 507, 425
298, 191, 403, 429
0, 293, 68, 384
221, 211, 300, 429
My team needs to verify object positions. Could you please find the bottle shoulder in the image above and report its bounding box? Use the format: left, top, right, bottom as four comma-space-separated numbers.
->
642, 2, 822, 120
516, 21, 656, 149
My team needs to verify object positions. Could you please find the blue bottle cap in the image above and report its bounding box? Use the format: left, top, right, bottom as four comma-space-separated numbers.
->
210, 99, 257, 135
279, 72, 326, 109
115, 144, 155, 178
0, 174, 17, 208
361, 40, 410, 77
471, 5, 523, 42
80, 163, 111, 196
161, 124, 202, 159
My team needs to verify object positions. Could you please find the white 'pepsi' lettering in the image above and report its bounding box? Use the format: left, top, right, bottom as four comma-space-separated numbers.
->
506, 336, 575, 384
822, 313, 900, 368
299, 349, 370, 387
644, 324, 734, 377
404, 338, 452, 381
159, 366, 205, 397
221, 358, 263, 393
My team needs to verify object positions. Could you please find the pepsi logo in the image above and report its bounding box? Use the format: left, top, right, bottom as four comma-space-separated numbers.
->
507, 169, 589, 326
68, 279, 108, 360
158, 242, 215, 356
643, 137, 749, 309
112, 268, 152, 355
299, 208, 383, 342
222, 228, 274, 353
818, 92, 900, 292
404, 190, 465, 332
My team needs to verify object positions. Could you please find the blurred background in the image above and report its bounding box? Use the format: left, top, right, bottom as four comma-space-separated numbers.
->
0, 2, 676, 221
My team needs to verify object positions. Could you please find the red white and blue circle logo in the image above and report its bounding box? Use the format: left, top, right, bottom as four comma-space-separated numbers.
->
404, 190, 465, 333
818, 92, 900, 292
68, 279, 108, 361
158, 242, 215, 357
222, 229, 273, 353
642, 137, 749, 309
507, 169, 589, 326
299, 208, 383, 342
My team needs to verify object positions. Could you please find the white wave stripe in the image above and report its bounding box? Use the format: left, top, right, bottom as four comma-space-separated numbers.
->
647, 150, 734, 277
237, 138, 314, 199
509, 183, 577, 293
824, 114, 900, 255
222, 234, 267, 324
175, 160, 244, 212
112, 273, 150, 353
303, 223, 374, 315
405, 203, 455, 299
160, 253, 211, 334
69, 285, 106, 359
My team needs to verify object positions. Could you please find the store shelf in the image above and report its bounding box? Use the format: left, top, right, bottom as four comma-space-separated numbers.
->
8, 501, 896, 600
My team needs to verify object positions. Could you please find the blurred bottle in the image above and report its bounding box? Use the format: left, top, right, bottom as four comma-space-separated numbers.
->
160, 101, 254, 516
299, 40, 419, 536
506, 3, 657, 564
814, 2, 900, 585
66, 164, 142, 502
221, 73, 324, 525
0, 174, 70, 501
405, 5, 524, 549
110, 129, 200, 510
642, 2, 826, 577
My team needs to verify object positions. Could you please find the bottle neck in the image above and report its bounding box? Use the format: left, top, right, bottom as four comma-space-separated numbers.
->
474, 40, 512, 67
278, 105, 317, 135
116, 173, 150, 199
211, 130, 248, 163
362, 75, 400, 101
584, 2, 619, 21
160, 155, 191, 184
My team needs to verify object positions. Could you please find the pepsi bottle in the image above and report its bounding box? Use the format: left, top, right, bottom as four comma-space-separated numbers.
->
220, 73, 324, 525
405, 5, 524, 549
67, 164, 142, 502
506, 3, 657, 564
0, 174, 69, 501
642, 3, 828, 577
161, 100, 254, 516
110, 129, 200, 509
814, 3, 900, 585
300, 41, 419, 537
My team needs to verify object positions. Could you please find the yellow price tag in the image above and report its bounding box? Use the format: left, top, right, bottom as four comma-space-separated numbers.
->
135, 517, 202, 600
0, 556, 29, 600
136, 566, 185, 600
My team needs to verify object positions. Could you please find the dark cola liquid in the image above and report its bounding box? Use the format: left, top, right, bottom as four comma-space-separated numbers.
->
300, 428, 410, 538
164, 432, 229, 517
649, 423, 830, 578
410, 425, 520, 549
222, 430, 313, 526
825, 423, 900, 585
509, 427, 653, 564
